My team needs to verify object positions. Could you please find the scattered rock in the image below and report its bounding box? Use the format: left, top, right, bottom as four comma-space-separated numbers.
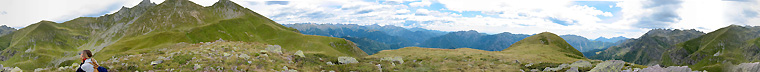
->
663, 66, 691, 72
194, 64, 202, 70
589, 60, 625, 72
514, 60, 520, 64
566, 67, 579, 72
151, 60, 163, 65
223, 53, 231, 57
239, 54, 250, 59
11, 67, 21, 72
261, 54, 269, 57
260, 50, 268, 53
728, 62, 760, 72
530, 69, 539, 72
380, 56, 404, 64
376, 64, 382, 72
637, 64, 696, 72
338, 57, 359, 64
294, 50, 305, 57
525, 63, 534, 67
266, 45, 283, 54
326, 62, 335, 65
568, 60, 592, 68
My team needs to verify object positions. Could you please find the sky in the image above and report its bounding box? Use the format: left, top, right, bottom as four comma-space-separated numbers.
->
0, 0, 757, 39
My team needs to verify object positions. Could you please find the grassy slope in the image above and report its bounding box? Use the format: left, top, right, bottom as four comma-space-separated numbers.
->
0, 0, 366, 70
661, 25, 760, 71
502, 32, 585, 62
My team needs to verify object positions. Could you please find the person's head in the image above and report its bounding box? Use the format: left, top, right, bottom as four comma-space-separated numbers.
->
80, 50, 92, 59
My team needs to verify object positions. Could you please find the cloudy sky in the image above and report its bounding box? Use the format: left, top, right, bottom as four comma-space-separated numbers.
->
0, 0, 758, 39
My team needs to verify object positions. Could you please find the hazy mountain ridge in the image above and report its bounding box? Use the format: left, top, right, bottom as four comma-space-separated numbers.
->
593, 36, 628, 43
420, 30, 530, 51
560, 35, 619, 52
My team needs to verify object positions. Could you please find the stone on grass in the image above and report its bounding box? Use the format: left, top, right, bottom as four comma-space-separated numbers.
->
326, 62, 335, 65
223, 53, 231, 57
11, 67, 22, 72
338, 57, 359, 64
194, 64, 202, 70
239, 54, 250, 59
260, 50, 268, 53
380, 56, 404, 64
294, 50, 305, 57
589, 60, 625, 72
266, 45, 283, 54
569, 60, 592, 68
663, 66, 691, 72
151, 60, 163, 65
638, 64, 696, 72
728, 62, 760, 72
566, 67, 579, 72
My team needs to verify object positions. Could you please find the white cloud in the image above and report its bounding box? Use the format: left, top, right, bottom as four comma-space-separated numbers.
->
409, 0, 432, 7
0, 0, 746, 39
0, 0, 221, 28
724, 0, 760, 27
0, 0, 135, 27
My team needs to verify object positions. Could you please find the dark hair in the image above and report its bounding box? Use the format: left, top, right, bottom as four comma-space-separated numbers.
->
83, 50, 93, 58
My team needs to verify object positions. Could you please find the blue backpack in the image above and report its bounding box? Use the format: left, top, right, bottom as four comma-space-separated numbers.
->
89, 62, 108, 72
96, 66, 108, 72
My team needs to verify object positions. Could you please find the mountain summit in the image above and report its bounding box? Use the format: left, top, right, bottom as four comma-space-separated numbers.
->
502, 32, 585, 62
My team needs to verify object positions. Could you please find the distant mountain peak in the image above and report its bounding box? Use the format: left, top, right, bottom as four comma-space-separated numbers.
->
212, 0, 243, 8
136, 0, 157, 7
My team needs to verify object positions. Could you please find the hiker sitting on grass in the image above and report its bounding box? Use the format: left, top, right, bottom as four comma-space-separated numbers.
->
77, 50, 107, 72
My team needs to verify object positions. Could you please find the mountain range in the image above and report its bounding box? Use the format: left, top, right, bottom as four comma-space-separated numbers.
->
288, 24, 625, 53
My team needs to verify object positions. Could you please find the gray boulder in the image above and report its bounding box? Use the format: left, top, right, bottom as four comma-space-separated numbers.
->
729, 62, 760, 72
294, 50, 305, 57
565, 67, 579, 72
637, 64, 694, 72
266, 45, 283, 54
338, 57, 359, 64
151, 60, 163, 65
569, 60, 592, 68
589, 60, 625, 72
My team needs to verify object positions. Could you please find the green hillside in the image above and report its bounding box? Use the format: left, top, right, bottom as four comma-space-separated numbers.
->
0, 0, 366, 70
662, 25, 760, 71
502, 32, 585, 62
